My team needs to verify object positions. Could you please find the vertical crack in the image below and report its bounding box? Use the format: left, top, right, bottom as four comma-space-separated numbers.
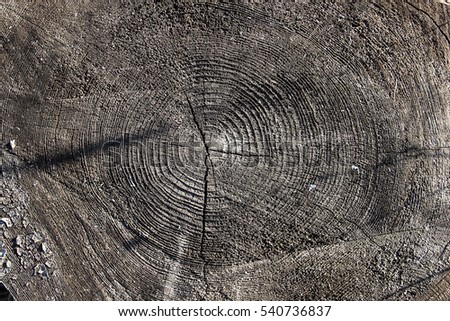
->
185, 93, 211, 297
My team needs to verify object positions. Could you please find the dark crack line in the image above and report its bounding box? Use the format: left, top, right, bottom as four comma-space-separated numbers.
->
380, 266, 450, 300
185, 93, 211, 297
200, 79, 219, 193
406, 1, 450, 45
424, 20, 450, 35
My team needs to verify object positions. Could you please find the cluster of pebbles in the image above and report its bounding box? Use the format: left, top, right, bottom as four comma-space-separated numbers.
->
1, 171, 55, 287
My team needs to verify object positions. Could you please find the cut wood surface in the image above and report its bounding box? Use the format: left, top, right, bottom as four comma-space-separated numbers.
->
1, 0, 449, 300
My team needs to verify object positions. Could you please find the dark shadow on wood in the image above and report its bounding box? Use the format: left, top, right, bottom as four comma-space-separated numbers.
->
0, 282, 15, 301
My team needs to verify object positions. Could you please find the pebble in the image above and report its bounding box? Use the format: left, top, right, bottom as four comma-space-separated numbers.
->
31, 232, 43, 243
0, 217, 12, 228
41, 242, 48, 253
35, 264, 49, 277
3, 230, 11, 238
15, 247, 23, 256
5, 260, 11, 268
15, 235, 24, 247
8, 140, 16, 150
22, 219, 29, 228
45, 260, 54, 268
308, 184, 317, 192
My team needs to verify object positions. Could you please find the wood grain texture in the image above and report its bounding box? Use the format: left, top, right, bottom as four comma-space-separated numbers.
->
1, 0, 449, 300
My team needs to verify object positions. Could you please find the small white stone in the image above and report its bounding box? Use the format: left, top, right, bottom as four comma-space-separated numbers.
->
45, 260, 54, 268
37, 265, 46, 274
308, 184, 317, 192
0, 218, 12, 228
15, 235, 24, 247
9, 140, 16, 150
15, 247, 23, 256
31, 232, 43, 243
351, 165, 360, 173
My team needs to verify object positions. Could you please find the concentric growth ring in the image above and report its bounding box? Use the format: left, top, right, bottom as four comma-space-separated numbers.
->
93, 18, 380, 271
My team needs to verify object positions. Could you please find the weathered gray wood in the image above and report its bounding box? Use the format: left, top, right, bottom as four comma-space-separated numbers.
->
1, 0, 449, 300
